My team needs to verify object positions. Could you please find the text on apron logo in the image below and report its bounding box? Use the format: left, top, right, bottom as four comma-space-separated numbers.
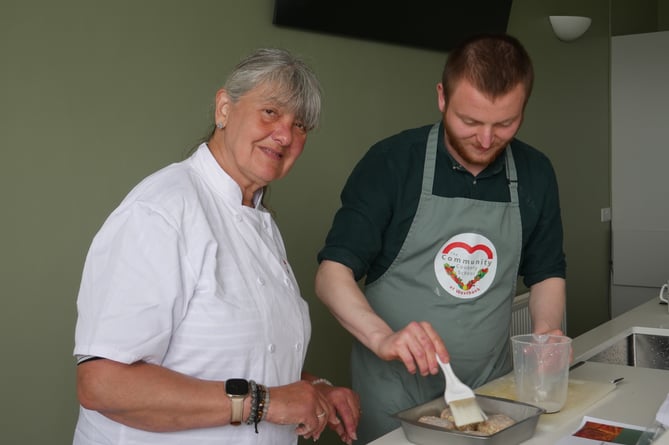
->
433, 233, 498, 299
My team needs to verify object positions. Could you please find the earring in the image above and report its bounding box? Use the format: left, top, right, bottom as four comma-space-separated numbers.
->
216, 122, 224, 129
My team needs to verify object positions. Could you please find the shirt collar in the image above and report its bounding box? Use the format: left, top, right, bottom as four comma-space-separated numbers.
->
191, 143, 264, 208
439, 129, 509, 178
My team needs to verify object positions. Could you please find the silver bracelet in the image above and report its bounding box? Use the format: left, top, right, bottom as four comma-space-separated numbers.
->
262, 386, 270, 419
311, 378, 334, 387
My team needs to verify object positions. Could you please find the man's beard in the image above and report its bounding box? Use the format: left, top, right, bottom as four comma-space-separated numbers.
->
444, 123, 509, 170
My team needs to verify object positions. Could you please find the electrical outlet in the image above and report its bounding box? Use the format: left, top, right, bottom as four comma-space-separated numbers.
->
600, 207, 612, 222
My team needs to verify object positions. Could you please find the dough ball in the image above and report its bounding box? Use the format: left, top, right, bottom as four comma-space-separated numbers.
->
420, 408, 516, 436
477, 413, 516, 435
417, 415, 455, 429
466, 430, 489, 436
439, 407, 454, 422
457, 422, 480, 432
439, 407, 480, 431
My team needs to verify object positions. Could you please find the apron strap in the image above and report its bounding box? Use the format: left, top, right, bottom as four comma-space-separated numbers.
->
504, 146, 519, 204
421, 123, 441, 193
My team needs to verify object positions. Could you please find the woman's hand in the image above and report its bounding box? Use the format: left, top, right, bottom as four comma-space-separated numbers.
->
263, 380, 331, 441
312, 382, 360, 444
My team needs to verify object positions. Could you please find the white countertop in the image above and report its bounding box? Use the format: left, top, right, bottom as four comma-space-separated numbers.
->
370, 298, 669, 444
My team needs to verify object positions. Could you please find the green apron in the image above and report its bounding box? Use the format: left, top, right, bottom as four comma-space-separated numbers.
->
352, 123, 522, 443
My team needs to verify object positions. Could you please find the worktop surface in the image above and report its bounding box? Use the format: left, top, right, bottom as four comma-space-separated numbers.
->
369, 298, 669, 444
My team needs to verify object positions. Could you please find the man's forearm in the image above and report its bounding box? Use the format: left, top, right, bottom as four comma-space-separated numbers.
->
315, 260, 393, 353
529, 277, 566, 334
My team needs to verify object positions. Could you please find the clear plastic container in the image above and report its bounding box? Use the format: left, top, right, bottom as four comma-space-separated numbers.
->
511, 334, 572, 413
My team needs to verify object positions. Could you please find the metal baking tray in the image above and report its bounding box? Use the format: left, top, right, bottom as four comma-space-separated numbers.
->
392, 394, 545, 445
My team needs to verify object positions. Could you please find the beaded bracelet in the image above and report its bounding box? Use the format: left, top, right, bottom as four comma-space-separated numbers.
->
245, 380, 258, 426
262, 386, 270, 419
254, 384, 267, 433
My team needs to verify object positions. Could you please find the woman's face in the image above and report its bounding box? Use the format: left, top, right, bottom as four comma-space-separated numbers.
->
208, 83, 308, 195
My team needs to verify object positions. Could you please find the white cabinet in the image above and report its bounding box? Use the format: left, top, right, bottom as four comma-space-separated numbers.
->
611, 31, 669, 316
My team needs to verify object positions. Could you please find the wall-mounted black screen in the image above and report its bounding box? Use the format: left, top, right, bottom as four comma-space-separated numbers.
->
272, 0, 513, 52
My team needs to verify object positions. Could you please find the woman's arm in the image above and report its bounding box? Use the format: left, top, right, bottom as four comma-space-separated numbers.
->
77, 359, 332, 439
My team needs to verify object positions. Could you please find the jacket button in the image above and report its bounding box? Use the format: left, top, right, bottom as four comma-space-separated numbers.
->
268, 344, 276, 353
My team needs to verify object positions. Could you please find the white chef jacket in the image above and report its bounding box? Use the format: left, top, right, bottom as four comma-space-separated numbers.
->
73, 144, 311, 445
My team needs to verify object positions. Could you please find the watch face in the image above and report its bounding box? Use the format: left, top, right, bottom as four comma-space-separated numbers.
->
225, 378, 249, 396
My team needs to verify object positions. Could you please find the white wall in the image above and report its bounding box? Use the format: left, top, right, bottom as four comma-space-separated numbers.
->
611, 31, 669, 315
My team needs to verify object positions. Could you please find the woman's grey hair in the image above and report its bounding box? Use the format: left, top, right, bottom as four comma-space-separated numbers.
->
224, 48, 322, 131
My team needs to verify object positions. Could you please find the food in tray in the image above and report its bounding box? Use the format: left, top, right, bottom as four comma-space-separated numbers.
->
418, 407, 516, 435
416, 415, 455, 429
477, 413, 516, 434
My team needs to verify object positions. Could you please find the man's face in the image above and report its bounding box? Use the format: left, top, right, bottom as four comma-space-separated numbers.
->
437, 79, 526, 176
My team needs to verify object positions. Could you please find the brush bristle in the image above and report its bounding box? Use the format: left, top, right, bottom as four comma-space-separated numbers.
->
449, 398, 487, 427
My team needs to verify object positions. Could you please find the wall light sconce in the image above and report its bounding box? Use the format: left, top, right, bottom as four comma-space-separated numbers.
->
549, 15, 592, 42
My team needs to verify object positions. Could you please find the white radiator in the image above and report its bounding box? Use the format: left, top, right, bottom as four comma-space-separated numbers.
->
510, 292, 567, 337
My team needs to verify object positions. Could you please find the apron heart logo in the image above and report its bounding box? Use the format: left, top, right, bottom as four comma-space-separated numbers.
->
434, 234, 498, 299
441, 242, 494, 291
444, 264, 489, 290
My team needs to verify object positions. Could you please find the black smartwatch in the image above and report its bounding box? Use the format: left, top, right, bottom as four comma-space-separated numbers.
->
225, 379, 250, 425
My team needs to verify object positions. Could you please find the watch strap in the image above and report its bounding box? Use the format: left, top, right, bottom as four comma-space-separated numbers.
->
230, 396, 244, 425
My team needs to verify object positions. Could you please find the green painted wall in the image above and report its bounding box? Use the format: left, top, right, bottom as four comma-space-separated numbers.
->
660, 0, 669, 27
612, 0, 660, 34
507, 0, 613, 342
0, 0, 660, 444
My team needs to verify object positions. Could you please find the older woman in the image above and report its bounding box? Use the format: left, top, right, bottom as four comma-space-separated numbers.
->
73, 48, 359, 445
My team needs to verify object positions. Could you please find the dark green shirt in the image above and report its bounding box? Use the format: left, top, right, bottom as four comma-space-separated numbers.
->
318, 123, 566, 287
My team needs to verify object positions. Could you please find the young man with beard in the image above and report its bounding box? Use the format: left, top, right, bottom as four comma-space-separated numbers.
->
315, 34, 567, 443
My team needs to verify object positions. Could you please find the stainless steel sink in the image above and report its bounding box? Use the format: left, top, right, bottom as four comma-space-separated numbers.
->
586, 327, 669, 370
